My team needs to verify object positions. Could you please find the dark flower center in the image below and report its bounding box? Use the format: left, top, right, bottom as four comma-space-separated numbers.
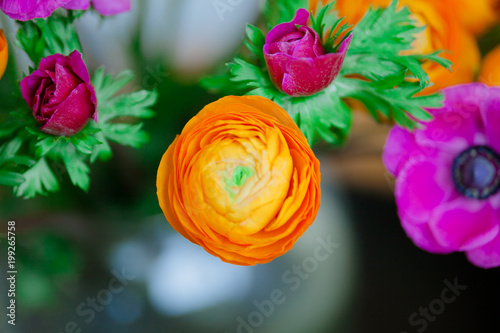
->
452, 146, 500, 200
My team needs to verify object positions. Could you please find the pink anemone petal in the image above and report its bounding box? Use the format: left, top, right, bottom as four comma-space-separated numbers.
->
415, 110, 482, 156
91, 0, 130, 16
383, 125, 420, 177
395, 160, 455, 225
265, 8, 310, 45
401, 218, 454, 254
63, 0, 90, 10
466, 231, 500, 269
430, 198, 500, 251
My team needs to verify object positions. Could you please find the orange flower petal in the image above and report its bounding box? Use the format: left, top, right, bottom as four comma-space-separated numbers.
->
0, 30, 8, 80
479, 45, 500, 86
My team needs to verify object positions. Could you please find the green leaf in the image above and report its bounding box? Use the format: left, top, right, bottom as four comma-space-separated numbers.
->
286, 86, 352, 145
90, 131, 112, 163
99, 90, 157, 123
91, 68, 157, 156
0, 171, 26, 187
35, 137, 60, 157
14, 158, 59, 199
16, 12, 83, 66
310, 2, 352, 53
62, 153, 90, 192
101, 123, 149, 148
229, 58, 271, 88
92, 68, 135, 103
244, 24, 266, 62
336, 0, 451, 128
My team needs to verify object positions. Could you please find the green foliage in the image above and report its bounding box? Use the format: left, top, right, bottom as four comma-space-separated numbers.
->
310, 3, 352, 53
0, 67, 157, 198
204, 0, 452, 145
16, 10, 83, 66
339, 0, 452, 127
92, 67, 157, 150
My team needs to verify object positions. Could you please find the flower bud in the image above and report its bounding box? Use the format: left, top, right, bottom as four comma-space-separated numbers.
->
21, 50, 97, 136
264, 8, 352, 97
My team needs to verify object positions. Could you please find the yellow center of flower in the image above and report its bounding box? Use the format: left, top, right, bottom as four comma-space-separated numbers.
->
185, 121, 294, 237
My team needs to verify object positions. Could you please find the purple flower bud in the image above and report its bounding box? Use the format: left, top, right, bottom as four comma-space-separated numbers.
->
21, 50, 97, 136
264, 8, 352, 97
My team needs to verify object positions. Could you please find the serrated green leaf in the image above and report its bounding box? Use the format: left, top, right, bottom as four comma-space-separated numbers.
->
102, 123, 149, 148
0, 171, 26, 187
90, 132, 112, 163
14, 158, 59, 199
287, 88, 352, 145
245, 24, 266, 61
0, 137, 23, 161
93, 68, 135, 103
99, 90, 157, 123
229, 58, 270, 88
35, 137, 60, 157
62, 153, 90, 192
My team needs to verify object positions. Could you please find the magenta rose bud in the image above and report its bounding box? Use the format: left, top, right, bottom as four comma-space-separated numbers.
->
21, 50, 97, 136
263, 8, 352, 97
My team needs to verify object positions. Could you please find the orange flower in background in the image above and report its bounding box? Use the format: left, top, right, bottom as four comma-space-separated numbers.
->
157, 96, 321, 265
308, 0, 481, 94
0, 29, 8, 80
455, 0, 500, 35
479, 45, 500, 86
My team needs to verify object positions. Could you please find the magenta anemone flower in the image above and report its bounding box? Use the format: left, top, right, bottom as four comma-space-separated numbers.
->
263, 8, 352, 97
383, 83, 500, 268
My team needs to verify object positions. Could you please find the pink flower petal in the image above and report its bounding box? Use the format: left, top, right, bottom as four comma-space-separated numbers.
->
395, 160, 454, 225
0, 0, 71, 21
401, 217, 453, 254
40, 83, 94, 136
430, 199, 499, 251
265, 8, 310, 45
63, 0, 90, 10
415, 110, 481, 156
383, 125, 420, 177
91, 0, 130, 16
466, 232, 500, 269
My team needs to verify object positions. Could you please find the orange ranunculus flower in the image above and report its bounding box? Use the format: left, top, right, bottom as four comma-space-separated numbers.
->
156, 96, 321, 265
455, 0, 500, 35
0, 29, 8, 80
308, 0, 481, 94
479, 45, 500, 86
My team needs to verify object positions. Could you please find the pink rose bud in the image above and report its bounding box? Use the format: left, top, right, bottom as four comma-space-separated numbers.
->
21, 50, 97, 136
264, 8, 352, 97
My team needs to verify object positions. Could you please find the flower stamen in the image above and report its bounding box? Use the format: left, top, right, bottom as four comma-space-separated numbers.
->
452, 146, 500, 199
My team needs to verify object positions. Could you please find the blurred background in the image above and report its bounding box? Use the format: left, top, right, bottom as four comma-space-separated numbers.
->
1, 0, 500, 332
